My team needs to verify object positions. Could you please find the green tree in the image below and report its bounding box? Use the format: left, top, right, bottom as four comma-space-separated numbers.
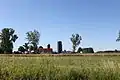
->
0, 28, 18, 53
29, 45, 34, 53
70, 34, 82, 53
39, 46, 43, 48
18, 46, 25, 53
116, 30, 120, 41
23, 43, 29, 52
26, 30, 40, 53
0, 47, 3, 53
77, 47, 82, 53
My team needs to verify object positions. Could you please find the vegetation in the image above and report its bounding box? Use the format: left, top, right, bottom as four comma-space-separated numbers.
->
0, 27, 119, 54
77, 47, 82, 53
0, 27, 119, 79
96, 50, 120, 53
116, 30, 120, 41
23, 43, 29, 52
0, 55, 120, 80
47, 44, 50, 48
26, 30, 40, 53
0, 28, 18, 53
39, 46, 43, 48
70, 34, 82, 53
0, 16, 120, 80
18, 46, 25, 53
29, 45, 34, 53
0, 47, 3, 53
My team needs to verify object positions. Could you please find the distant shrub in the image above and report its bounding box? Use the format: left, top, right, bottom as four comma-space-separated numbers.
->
14, 51, 22, 54
52, 52, 58, 54
96, 50, 120, 53
47, 44, 50, 48
18, 46, 25, 53
39, 46, 43, 48
0, 47, 3, 53
77, 47, 82, 53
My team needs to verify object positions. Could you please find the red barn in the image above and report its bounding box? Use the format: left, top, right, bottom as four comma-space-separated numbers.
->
38, 48, 53, 53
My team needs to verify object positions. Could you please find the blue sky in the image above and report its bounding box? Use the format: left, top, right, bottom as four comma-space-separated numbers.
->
0, 0, 120, 51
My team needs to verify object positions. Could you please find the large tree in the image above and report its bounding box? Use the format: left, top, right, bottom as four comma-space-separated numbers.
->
0, 28, 18, 53
26, 30, 40, 53
70, 34, 82, 53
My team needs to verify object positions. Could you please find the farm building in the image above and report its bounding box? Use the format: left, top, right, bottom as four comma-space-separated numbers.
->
38, 44, 53, 53
38, 48, 53, 53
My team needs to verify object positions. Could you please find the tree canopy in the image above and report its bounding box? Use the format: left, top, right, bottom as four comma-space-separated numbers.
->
70, 34, 82, 53
26, 30, 40, 53
0, 28, 18, 53
18, 46, 25, 53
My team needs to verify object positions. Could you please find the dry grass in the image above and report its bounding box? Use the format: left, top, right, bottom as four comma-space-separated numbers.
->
0, 53, 120, 80
0, 53, 120, 57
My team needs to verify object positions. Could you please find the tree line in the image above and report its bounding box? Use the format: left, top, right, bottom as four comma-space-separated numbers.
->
2, 27, 120, 54
0, 28, 88, 54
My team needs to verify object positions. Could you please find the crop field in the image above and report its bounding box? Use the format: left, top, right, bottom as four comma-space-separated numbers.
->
1, 53, 120, 80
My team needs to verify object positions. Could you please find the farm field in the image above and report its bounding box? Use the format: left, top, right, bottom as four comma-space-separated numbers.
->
1, 54, 120, 80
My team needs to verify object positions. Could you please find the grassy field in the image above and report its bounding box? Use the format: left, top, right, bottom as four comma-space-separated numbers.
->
0, 54, 120, 80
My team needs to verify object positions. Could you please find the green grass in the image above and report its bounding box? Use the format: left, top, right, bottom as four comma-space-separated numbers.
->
0, 54, 120, 80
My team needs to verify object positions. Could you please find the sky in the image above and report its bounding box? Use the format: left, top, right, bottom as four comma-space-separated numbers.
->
0, 0, 120, 52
